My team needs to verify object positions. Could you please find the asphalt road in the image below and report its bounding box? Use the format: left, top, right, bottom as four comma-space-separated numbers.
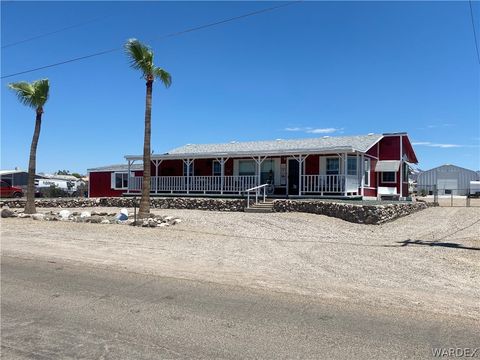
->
1, 256, 478, 359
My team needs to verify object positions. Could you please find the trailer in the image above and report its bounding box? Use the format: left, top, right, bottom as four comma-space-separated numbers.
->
469, 181, 480, 198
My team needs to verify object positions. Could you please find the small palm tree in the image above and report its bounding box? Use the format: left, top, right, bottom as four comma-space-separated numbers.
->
125, 39, 171, 219
8, 79, 50, 214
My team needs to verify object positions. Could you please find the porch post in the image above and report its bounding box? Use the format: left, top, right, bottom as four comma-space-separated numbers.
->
183, 159, 193, 194
298, 155, 302, 197
153, 160, 162, 194
343, 153, 348, 196
252, 156, 267, 186
360, 154, 365, 197
127, 160, 132, 193
220, 158, 225, 195
399, 135, 403, 198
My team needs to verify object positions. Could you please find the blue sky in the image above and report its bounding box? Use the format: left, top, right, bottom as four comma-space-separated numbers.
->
1, 1, 479, 174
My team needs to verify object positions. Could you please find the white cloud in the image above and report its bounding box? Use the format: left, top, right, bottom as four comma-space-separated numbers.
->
306, 128, 339, 134
426, 123, 454, 129
283, 127, 342, 134
412, 141, 463, 148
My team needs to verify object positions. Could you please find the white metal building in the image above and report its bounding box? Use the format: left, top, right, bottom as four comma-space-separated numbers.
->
416, 164, 480, 195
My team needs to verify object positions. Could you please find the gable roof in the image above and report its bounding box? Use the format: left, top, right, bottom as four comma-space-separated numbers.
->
87, 163, 143, 173
125, 134, 384, 160
167, 134, 382, 156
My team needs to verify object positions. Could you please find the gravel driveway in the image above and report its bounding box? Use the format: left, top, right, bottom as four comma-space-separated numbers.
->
2, 207, 479, 320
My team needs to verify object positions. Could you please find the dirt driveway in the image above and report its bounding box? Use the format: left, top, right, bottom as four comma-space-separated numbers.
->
1, 207, 479, 320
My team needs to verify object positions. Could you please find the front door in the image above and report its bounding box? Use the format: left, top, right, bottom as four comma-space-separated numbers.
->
288, 159, 299, 195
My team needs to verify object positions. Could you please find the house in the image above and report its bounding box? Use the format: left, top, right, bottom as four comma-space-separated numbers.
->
87, 132, 418, 200
417, 164, 480, 196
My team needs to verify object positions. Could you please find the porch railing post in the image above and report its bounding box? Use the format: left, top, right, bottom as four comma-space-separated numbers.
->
343, 152, 348, 196
127, 160, 132, 193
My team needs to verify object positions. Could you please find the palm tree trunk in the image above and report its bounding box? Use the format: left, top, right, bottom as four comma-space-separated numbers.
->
138, 79, 153, 219
25, 109, 42, 214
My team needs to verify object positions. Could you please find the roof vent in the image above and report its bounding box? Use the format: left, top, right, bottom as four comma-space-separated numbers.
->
276, 138, 283, 141
368, 133, 374, 135
230, 141, 237, 144
323, 136, 330, 138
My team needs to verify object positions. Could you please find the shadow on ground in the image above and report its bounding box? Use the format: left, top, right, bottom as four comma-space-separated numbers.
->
397, 239, 480, 251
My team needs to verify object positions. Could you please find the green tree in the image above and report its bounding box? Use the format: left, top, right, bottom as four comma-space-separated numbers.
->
125, 39, 171, 219
8, 79, 50, 214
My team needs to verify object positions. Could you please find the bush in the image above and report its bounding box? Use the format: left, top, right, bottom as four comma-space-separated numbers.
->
38, 185, 70, 198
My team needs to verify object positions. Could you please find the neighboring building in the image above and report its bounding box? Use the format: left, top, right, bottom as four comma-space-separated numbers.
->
417, 164, 480, 196
0, 169, 29, 188
88, 132, 418, 200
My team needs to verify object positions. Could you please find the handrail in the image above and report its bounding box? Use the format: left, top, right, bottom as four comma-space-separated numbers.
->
245, 183, 269, 208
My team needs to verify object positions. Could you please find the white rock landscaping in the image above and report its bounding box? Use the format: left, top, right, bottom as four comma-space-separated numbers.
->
1, 208, 181, 228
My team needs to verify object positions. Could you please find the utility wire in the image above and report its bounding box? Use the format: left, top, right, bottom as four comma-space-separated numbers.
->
469, 0, 480, 64
2, 16, 109, 49
1, 1, 302, 79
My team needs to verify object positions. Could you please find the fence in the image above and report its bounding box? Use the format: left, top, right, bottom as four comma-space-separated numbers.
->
416, 185, 480, 207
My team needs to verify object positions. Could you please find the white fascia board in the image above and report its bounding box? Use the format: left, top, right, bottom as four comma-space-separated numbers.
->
125, 146, 359, 161
363, 135, 384, 153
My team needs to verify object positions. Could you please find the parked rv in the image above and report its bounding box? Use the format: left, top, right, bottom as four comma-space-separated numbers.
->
35, 178, 78, 196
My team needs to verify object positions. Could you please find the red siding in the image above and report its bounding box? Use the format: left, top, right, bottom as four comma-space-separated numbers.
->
89, 172, 125, 197
305, 155, 319, 175
379, 136, 401, 160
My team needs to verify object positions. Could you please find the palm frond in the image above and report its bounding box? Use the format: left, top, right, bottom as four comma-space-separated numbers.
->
154, 68, 172, 88
125, 38, 154, 76
8, 80, 49, 109
31, 79, 50, 107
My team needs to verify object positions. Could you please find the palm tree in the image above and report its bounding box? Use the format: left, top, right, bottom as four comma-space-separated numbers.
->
8, 79, 50, 214
125, 39, 171, 219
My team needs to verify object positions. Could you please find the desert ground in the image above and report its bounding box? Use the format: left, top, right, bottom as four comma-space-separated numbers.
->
2, 206, 479, 322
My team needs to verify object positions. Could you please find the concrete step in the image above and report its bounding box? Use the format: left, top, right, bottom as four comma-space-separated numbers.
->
244, 207, 274, 213
245, 201, 274, 213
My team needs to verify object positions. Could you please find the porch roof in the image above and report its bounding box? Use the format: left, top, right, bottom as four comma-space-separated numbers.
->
125, 133, 383, 161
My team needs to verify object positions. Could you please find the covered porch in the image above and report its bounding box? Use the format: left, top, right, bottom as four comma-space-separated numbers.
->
124, 151, 370, 198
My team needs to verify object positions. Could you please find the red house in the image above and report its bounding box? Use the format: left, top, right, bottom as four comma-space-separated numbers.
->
88, 132, 418, 200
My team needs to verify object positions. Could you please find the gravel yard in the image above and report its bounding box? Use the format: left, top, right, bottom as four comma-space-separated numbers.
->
1, 206, 479, 320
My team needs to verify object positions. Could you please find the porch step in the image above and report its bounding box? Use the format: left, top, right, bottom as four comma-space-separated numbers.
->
244, 201, 274, 213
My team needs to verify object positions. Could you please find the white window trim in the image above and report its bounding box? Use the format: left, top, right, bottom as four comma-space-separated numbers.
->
364, 158, 371, 187
238, 159, 256, 176
112, 172, 129, 190
347, 156, 358, 176
326, 157, 340, 175
381, 171, 397, 184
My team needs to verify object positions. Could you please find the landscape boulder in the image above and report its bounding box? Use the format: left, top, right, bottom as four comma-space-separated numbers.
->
1, 208, 15, 218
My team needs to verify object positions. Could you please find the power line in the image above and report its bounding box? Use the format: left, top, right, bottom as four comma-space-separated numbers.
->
1, 1, 302, 79
2, 16, 109, 49
469, 0, 480, 64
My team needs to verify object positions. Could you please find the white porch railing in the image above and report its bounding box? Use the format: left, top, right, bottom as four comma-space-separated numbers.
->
128, 175, 257, 194
301, 175, 360, 194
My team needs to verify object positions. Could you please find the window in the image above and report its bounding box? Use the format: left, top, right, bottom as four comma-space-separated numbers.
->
402, 163, 409, 182
183, 162, 194, 176
364, 158, 370, 186
213, 160, 221, 176
113, 172, 128, 189
326, 158, 340, 175
239, 160, 255, 176
347, 157, 357, 175
382, 171, 396, 183
261, 160, 275, 184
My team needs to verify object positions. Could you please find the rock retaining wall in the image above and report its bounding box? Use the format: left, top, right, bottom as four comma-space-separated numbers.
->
0, 197, 430, 224
0, 197, 246, 212
272, 200, 429, 224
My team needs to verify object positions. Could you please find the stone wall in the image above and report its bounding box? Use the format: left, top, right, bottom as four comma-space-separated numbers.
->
0, 197, 246, 212
272, 200, 429, 224
0, 197, 431, 224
